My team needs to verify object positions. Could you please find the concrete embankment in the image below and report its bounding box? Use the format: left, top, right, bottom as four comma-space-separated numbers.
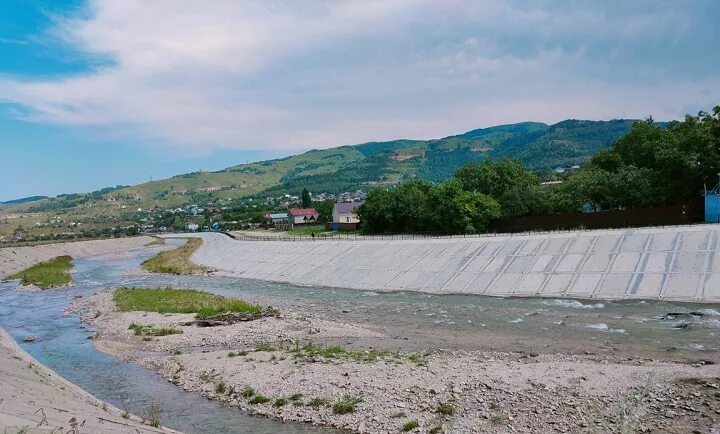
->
0, 328, 178, 433
176, 225, 720, 302
0, 237, 153, 280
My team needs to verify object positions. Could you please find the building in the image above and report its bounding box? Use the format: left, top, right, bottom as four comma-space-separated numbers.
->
288, 208, 319, 226
264, 212, 289, 225
332, 202, 363, 224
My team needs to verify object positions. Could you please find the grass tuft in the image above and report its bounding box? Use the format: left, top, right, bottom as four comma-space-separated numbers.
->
437, 402, 455, 416
128, 323, 182, 336
402, 420, 420, 432
228, 350, 248, 358
241, 386, 255, 398
390, 411, 407, 419
308, 397, 330, 408
5, 255, 72, 289
114, 287, 261, 319
332, 396, 362, 414
273, 397, 288, 407
248, 395, 270, 405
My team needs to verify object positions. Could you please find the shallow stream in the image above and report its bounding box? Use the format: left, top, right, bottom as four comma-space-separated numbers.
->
1, 240, 719, 432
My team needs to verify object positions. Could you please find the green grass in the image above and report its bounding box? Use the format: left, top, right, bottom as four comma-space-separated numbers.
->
273, 397, 288, 407
241, 387, 255, 398
141, 238, 206, 274
114, 287, 261, 319
437, 403, 455, 416
402, 420, 419, 432
228, 350, 248, 358
429, 427, 442, 434
5, 255, 72, 289
391, 412, 407, 419
308, 397, 330, 408
332, 396, 362, 414
128, 323, 182, 336
289, 341, 430, 365
288, 226, 331, 236
248, 395, 270, 405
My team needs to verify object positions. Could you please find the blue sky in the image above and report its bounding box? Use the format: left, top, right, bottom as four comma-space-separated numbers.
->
1, 0, 719, 201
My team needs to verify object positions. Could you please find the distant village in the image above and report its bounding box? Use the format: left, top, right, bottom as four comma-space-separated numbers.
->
137, 190, 367, 235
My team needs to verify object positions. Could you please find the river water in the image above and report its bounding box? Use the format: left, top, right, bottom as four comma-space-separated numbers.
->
1, 241, 719, 432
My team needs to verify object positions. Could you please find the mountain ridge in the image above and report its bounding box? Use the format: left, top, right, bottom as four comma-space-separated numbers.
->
5, 118, 639, 215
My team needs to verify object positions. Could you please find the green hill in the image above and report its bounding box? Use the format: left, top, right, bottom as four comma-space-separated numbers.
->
6, 119, 636, 216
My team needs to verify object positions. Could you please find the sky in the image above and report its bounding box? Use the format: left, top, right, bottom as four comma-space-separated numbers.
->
1, 0, 719, 201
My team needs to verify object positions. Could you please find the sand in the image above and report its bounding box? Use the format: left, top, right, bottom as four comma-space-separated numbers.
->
0, 237, 154, 280
71, 290, 720, 434
0, 328, 180, 434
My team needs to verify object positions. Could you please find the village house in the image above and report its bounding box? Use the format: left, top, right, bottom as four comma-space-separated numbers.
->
288, 208, 319, 226
264, 212, 289, 226
332, 202, 363, 224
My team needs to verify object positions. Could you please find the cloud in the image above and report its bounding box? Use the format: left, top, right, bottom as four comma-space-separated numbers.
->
0, 0, 718, 151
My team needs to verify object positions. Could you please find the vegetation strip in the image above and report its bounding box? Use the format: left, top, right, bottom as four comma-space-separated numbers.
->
141, 238, 206, 275
4, 255, 73, 289
114, 287, 262, 319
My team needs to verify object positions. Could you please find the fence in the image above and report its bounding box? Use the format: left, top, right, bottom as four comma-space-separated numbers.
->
223, 200, 706, 242
489, 200, 703, 233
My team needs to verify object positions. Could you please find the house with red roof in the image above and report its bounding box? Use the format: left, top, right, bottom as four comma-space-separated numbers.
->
288, 208, 320, 226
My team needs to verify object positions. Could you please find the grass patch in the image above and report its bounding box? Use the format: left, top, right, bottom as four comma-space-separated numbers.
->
228, 350, 248, 358
145, 237, 166, 247
308, 397, 330, 408
128, 323, 182, 336
437, 403, 455, 416
248, 395, 270, 405
290, 393, 303, 402
215, 381, 227, 394
288, 226, 334, 236
490, 414, 507, 425
5, 255, 72, 289
391, 411, 407, 419
141, 238, 206, 274
429, 427, 441, 434
254, 343, 278, 352
289, 341, 430, 365
114, 287, 261, 319
332, 396, 362, 414
273, 397, 288, 407
241, 387, 255, 398
402, 420, 419, 432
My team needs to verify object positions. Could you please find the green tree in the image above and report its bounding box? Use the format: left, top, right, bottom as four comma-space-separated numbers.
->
454, 158, 543, 217
301, 188, 312, 208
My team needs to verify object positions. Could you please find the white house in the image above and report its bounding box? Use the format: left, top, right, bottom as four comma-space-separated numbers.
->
332, 202, 363, 223
288, 208, 320, 226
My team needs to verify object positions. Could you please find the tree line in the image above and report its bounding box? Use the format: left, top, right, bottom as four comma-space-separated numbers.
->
358, 106, 720, 234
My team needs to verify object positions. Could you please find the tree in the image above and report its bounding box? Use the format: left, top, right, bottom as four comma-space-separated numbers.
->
454, 158, 543, 217
301, 188, 312, 208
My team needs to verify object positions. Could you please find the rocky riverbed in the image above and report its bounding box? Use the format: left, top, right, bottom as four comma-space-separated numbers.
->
70, 290, 720, 433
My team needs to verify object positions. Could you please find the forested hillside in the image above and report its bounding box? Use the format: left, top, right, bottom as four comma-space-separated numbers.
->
5, 119, 635, 217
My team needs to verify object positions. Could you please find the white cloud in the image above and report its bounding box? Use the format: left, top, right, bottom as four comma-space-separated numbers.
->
0, 0, 718, 152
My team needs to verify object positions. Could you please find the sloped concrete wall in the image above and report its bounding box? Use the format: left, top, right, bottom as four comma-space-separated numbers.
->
183, 226, 720, 302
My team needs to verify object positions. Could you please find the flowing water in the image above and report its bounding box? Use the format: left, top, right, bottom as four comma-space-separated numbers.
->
1, 240, 719, 432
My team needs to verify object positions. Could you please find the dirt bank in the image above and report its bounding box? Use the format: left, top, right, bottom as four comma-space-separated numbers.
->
0, 328, 180, 433
71, 290, 720, 434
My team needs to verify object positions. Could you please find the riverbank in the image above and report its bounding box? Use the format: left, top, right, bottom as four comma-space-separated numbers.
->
71, 290, 720, 433
0, 328, 180, 433
169, 226, 720, 303
0, 236, 154, 280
